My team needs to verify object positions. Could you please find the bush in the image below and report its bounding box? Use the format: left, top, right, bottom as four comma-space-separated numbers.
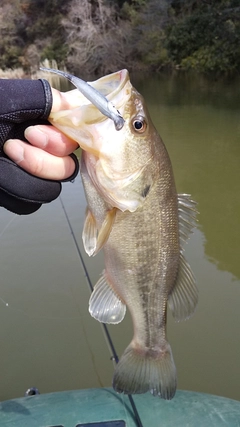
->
166, 1, 240, 74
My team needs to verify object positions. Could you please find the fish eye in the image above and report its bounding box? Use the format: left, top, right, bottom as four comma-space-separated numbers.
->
132, 117, 146, 133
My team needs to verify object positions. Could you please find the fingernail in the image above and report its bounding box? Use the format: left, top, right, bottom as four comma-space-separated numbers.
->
4, 140, 24, 164
25, 126, 48, 147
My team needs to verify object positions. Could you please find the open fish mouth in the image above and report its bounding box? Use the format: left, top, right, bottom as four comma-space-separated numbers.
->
43, 69, 131, 154
41, 67, 130, 131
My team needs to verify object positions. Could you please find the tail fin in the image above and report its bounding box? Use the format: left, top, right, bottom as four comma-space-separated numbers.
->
112, 342, 177, 400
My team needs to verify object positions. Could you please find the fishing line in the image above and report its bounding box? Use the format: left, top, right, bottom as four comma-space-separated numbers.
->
0, 215, 13, 309
0, 297, 8, 307
0, 215, 16, 239
59, 195, 144, 427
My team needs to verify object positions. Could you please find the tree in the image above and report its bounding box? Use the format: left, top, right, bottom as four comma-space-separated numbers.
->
166, 0, 240, 74
0, 1, 26, 69
128, 0, 171, 70
62, 0, 133, 77
23, 0, 69, 69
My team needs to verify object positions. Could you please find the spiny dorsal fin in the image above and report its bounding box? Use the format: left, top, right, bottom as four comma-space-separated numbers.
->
168, 252, 198, 322
178, 194, 198, 246
82, 207, 116, 257
89, 271, 126, 324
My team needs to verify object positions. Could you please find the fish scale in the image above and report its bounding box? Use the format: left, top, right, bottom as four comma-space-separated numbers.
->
47, 68, 198, 400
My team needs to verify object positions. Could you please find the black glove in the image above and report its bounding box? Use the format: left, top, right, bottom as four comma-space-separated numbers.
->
0, 78, 79, 214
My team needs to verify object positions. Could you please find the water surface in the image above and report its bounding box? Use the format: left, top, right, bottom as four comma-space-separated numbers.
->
0, 74, 239, 402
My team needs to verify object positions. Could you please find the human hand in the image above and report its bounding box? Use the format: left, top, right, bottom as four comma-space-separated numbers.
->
0, 79, 80, 214
4, 88, 79, 181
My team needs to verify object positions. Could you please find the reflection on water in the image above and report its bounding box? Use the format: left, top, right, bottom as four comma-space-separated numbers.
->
0, 74, 239, 402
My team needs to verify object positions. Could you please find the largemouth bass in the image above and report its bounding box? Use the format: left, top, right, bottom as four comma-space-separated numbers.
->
47, 69, 198, 400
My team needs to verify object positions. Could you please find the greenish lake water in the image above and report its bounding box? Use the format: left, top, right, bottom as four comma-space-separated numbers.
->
0, 73, 239, 402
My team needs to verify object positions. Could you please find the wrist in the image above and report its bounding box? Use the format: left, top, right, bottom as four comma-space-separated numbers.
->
39, 79, 53, 119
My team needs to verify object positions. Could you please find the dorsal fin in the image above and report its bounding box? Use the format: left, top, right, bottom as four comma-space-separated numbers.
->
178, 194, 198, 246
168, 252, 198, 321
168, 194, 198, 321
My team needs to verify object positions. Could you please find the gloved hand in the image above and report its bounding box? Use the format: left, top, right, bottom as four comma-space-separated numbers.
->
0, 78, 79, 214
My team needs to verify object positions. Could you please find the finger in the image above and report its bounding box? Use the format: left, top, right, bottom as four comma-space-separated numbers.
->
24, 125, 79, 156
51, 88, 84, 112
4, 139, 77, 180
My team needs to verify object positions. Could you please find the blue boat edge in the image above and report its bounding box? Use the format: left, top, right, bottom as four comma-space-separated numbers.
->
0, 387, 240, 427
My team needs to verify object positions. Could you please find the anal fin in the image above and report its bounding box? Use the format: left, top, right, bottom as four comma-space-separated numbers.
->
168, 252, 198, 322
89, 271, 126, 324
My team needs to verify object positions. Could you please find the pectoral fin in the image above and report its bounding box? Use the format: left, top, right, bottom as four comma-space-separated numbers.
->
82, 209, 98, 256
82, 207, 116, 256
168, 252, 198, 322
89, 271, 126, 324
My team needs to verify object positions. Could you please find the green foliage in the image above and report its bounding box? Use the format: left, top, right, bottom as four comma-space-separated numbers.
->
0, 45, 22, 70
142, 31, 169, 69
0, 0, 70, 72
119, 0, 172, 71
41, 41, 68, 64
166, 0, 240, 74
1, 0, 240, 76
0, 1, 26, 69
23, 0, 70, 69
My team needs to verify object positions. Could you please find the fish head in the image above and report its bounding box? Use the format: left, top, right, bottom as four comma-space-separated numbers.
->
49, 69, 159, 212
